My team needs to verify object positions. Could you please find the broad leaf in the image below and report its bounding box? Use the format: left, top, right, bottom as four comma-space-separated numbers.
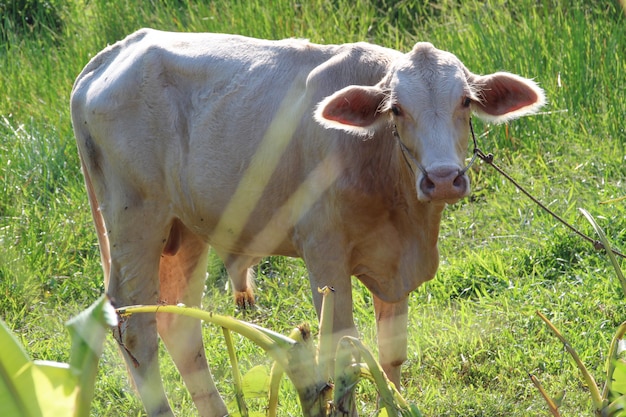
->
241, 365, 270, 399
66, 295, 117, 416
0, 295, 115, 417
27, 361, 79, 416
611, 359, 626, 400
0, 325, 79, 417
603, 395, 626, 417
0, 318, 35, 417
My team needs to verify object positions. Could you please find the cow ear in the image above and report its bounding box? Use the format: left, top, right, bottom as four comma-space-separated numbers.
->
470, 72, 546, 123
314, 85, 387, 135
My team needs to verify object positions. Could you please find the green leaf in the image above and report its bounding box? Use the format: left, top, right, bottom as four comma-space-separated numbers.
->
579, 208, 626, 298
0, 296, 115, 417
66, 295, 117, 416
611, 360, 626, 399
267, 361, 284, 417
603, 395, 626, 417
0, 321, 79, 417
553, 390, 566, 408
0, 318, 36, 417
66, 295, 117, 371
404, 404, 425, 417
0, 320, 30, 416
536, 310, 603, 410
28, 361, 79, 416
223, 327, 248, 417
230, 411, 267, 417
603, 323, 626, 402
241, 365, 270, 399
118, 305, 295, 362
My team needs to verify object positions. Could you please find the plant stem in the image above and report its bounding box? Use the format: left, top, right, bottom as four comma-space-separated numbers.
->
536, 310, 604, 412
529, 373, 561, 416
579, 208, 626, 297
223, 327, 248, 417
318, 286, 335, 383
267, 361, 284, 417
117, 305, 293, 368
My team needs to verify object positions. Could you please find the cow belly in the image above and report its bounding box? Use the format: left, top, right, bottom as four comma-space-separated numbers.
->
171, 197, 301, 258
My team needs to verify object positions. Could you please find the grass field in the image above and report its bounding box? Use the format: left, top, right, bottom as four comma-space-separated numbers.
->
1, 0, 625, 415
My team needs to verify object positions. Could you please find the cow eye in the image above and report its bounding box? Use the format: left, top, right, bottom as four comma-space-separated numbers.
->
462, 97, 472, 108
391, 104, 401, 116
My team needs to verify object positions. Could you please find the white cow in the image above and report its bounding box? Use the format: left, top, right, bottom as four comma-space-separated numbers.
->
70, 28, 545, 416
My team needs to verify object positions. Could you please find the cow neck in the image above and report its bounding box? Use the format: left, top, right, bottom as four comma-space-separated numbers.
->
335, 128, 400, 197
334, 126, 446, 247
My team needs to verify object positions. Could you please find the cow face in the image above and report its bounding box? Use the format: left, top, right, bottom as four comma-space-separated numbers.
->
314, 42, 545, 204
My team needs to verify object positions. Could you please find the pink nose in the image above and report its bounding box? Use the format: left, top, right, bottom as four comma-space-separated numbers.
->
419, 166, 469, 202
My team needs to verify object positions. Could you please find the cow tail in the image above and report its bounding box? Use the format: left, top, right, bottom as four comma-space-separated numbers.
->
80, 157, 112, 289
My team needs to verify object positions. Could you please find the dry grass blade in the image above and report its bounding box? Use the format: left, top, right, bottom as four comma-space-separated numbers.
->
529, 373, 562, 417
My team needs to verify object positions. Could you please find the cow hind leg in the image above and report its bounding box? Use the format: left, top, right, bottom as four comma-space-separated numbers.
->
157, 219, 227, 417
215, 250, 259, 309
233, 266, 256, 309
116, 313, 173, 416
105, 217, 175, 416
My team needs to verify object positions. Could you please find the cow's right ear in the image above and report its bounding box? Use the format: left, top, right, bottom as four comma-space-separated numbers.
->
314, 85, 387, 136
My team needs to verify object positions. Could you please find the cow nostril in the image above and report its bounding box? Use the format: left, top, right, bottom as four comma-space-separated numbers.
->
422, 176, 435, 192
453, 174, 465, 189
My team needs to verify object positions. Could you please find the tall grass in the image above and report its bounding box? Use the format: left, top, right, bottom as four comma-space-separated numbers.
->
1, 0, 625, 415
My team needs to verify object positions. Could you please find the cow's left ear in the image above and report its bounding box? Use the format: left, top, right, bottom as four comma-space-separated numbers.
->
469, 71, 546, 123
314, 85, 388, 136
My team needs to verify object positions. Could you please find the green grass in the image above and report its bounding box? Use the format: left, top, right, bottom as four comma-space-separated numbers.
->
1, 0, 625, 415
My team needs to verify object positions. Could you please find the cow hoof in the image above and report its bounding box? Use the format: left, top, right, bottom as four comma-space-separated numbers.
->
234, 288, 255, 310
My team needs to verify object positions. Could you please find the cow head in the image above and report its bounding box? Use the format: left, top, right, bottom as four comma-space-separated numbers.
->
314, 42, 545, 204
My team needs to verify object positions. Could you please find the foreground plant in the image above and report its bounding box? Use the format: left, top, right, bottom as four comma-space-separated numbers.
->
0, 295, 117, 417
118, 287, 422, 417
533, 312, 626, 417
531, 208, 626, 417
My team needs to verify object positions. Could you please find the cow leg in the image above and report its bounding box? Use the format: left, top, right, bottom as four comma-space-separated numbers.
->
305, 251, 359, 351
310, 276, 358, 341
106, 216, 174, 417
157, 220, 228, 417
215, 249, 259, 309
373, 295, 408, 389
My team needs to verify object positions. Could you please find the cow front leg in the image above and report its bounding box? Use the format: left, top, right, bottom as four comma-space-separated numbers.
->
373, 295, 408, 389
157, 313, 226, 417
308, 264, 359, 362
306, 262, 358, 417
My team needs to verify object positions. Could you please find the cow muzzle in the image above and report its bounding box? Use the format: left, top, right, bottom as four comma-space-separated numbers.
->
393, 125, 475, 204
418, 165, 470, 203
